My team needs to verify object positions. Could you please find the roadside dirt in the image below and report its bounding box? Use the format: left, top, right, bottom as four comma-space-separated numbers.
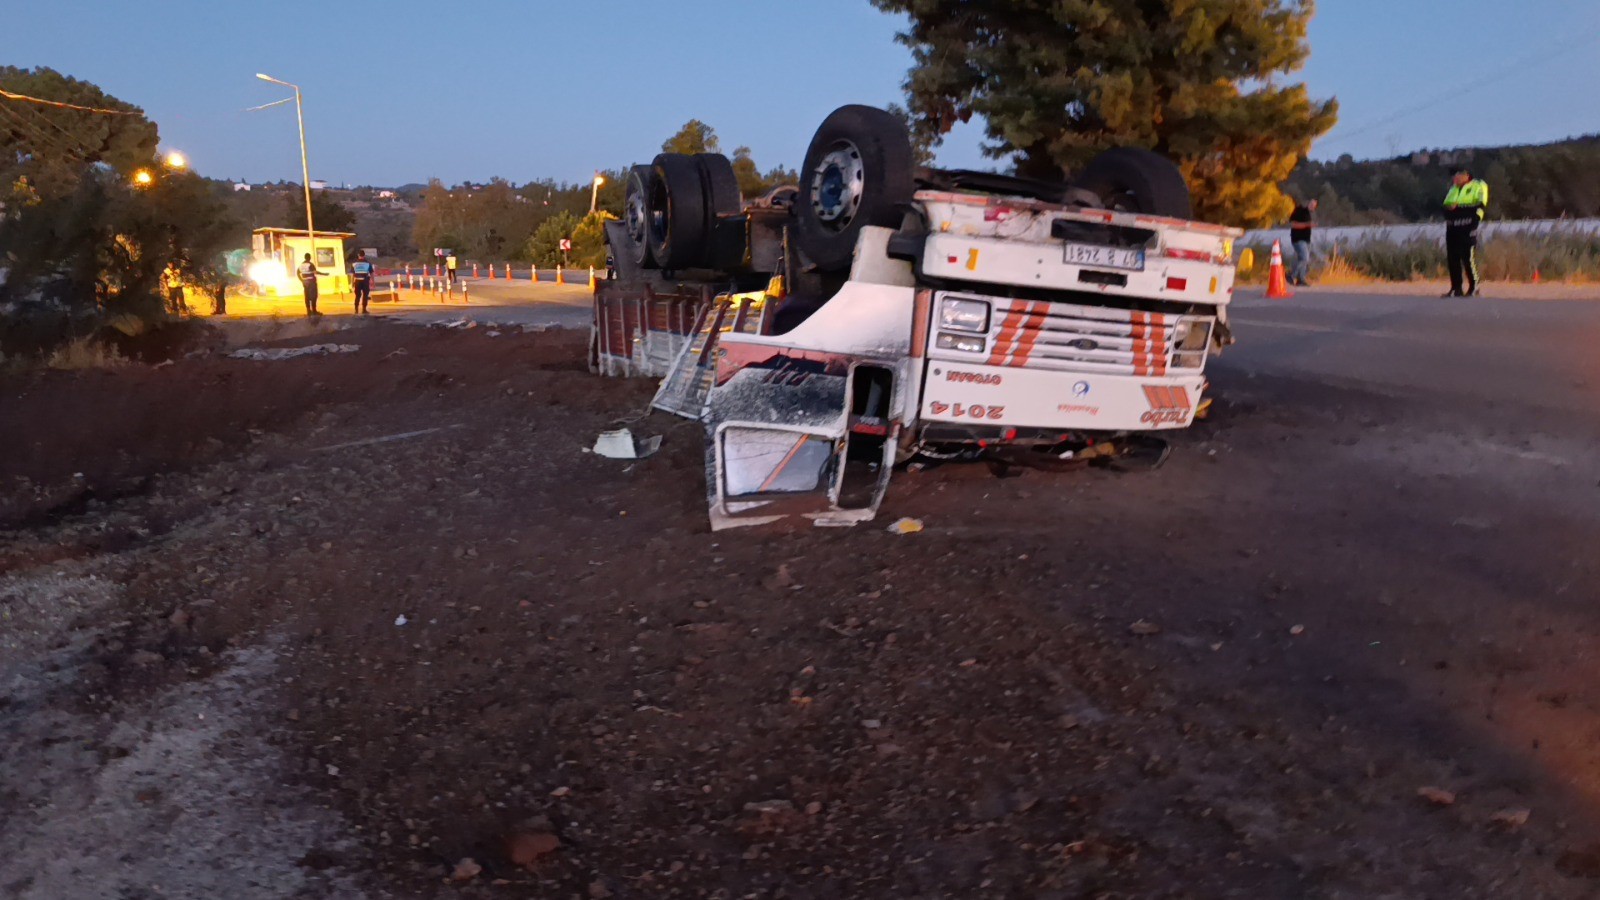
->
3, 320, 1598, 898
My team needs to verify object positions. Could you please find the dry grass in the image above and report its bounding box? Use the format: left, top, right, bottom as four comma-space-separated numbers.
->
1236, 229, 1600, 285
44, 337, 130, 371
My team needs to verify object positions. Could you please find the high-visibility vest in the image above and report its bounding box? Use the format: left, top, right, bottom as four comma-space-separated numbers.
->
1444, 180, 1489, 220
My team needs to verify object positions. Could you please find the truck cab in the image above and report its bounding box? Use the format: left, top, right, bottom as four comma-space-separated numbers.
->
594, 106, 1241, 530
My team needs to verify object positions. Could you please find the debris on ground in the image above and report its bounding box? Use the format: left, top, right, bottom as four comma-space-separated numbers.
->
886, 517, 924, 535
1491, 808, 1532, 830
592, 427, 661, 459
450, 858, 482, 881
1418, 786, 1457, 806
1129, 620, 1163, 636
228, 343, 360, 361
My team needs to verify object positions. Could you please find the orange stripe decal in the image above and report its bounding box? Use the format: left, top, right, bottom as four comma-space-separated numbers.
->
1010, 301, 1051, 366
986, 308, 1026, 365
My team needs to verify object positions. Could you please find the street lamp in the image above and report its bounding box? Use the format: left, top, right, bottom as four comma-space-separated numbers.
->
590, 172, 606, 215
132, 169, 154, 187
164, 151, 187, 170
256, 73, 317, 269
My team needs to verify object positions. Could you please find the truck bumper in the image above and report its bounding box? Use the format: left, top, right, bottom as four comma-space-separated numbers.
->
918, 362, 1206, 432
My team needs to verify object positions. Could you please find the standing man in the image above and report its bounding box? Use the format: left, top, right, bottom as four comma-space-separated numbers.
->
297, 253, 327, 316
350, 250, 375, 315
1288, 198, 1316, 287
446, 252, 458, 286
1443, 168, 1489, 297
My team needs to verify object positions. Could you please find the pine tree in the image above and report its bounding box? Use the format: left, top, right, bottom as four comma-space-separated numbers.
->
661, 120, 721, 156
869, 0, 1338, 227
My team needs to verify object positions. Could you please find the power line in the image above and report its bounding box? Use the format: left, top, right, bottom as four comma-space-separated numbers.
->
0, 88, 141, 116
1318, 28, 1600, 150
0, 102, 90, 163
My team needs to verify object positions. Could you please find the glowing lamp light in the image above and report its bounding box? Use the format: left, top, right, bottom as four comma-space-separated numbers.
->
164, 152, 187, 169
132, 169, 154, 186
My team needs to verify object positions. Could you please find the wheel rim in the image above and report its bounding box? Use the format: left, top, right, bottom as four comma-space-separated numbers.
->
810, 141, 865, 231
648, 173, 671, 250
626, 184, 649, 247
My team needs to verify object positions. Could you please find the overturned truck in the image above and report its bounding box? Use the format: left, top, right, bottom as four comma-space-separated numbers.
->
593, 105, 1242, 530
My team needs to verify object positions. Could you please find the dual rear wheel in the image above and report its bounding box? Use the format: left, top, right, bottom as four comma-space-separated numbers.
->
623, 107, 1194, 274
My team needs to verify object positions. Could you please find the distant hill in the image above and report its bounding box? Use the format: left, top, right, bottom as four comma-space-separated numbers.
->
1286, 136, 1600, 227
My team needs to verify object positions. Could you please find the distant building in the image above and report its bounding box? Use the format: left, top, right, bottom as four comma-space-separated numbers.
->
309, 180, 327, 191
376, 190, 396, 199
233, 182, 253, 192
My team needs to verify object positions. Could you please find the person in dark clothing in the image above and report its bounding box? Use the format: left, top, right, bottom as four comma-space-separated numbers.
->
350, 250, 375, 315
297, 253, 327, 316
1443, 168, 1489, 297
1288, 199, 1316, 286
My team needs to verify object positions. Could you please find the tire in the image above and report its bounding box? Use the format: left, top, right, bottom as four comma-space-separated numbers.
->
695, 153, 743, 219
795, 105, 915, 272
647, 153, 709, 269
623, 164, 654, 267
1073, 147, 1192, 220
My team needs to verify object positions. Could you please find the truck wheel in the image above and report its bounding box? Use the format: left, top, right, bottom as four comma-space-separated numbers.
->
695, 153, 743, 219
1074, 147, 1192, 220
648, 153, 709, 269
795, 105, 914, 272
624, 164, 655, 267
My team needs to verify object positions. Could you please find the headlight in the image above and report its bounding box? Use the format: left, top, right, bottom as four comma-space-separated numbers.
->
936, 332, 987, 353
939, 298, 991, 333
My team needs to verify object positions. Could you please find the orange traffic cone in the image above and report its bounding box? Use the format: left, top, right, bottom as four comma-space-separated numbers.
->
556, 265, 566, 285
1532, 267, 1542, 284
504, 264, 512, 280
587, 266, 596, 290
488, 264, 496, 280
1266, 240, 1294, 300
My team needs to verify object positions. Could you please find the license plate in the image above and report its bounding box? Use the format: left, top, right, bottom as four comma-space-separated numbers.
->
1063, 242, 1144, 271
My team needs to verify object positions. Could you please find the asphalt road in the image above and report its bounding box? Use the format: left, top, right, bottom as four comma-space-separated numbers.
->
1189, 287, 1600, 835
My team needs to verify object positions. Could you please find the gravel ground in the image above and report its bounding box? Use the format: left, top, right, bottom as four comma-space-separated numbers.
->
3, 320, 1598, 898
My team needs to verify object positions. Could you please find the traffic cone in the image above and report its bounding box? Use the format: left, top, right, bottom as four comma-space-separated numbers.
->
462, 282, 470, 303
556, 265, 566, 285
488, 264, 496, 279
531, 265, 537, 284
504, 264, 512, 280
1533, 267, 1542, 284
1266, 240, 1293, 300
473, 262, 479, 278
587, 266, 596, 290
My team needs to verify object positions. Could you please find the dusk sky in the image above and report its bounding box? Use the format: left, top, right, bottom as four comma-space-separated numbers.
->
4, 0, 1597, 187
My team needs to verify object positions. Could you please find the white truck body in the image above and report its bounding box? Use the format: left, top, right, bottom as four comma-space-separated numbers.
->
654, 188, 1242, 529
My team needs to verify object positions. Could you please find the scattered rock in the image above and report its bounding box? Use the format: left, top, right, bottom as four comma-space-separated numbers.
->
1289, 624, 1306, 636
861, 719, 882, 730
740, 799, 804, 835
129, 650, 164, 666
505, 831, 561, 869
1417, 786, 1456, 806
805, 801, 823, 816
587, 880, 613, 899
451, 857, 482, 881
550, 785, 572, 797
1129, 620, 1162, 636
1490, 807, 1530, 830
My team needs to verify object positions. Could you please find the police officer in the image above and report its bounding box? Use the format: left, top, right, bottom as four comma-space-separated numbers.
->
1443, 168, 1489, 297
350, 250, 375, 315
297, 253, 327, 316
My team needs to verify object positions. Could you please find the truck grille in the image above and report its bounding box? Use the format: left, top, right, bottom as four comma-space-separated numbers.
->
980, 298, 1204, 377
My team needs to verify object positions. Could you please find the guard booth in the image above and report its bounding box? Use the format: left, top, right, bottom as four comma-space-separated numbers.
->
248, 227, 356, 296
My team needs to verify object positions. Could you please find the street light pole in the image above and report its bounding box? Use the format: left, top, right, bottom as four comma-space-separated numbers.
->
590, 172, 605, 215
257, 73, 316, 270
